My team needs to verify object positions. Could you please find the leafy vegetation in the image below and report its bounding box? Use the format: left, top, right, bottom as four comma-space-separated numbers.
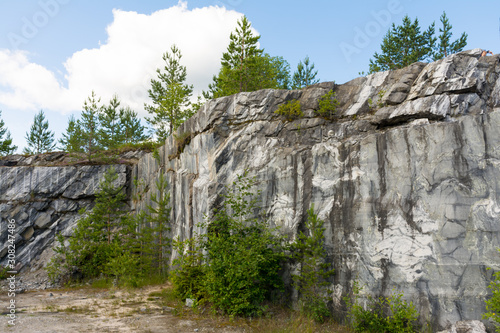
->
145, 45, 194, 143
483, 254, 500, 332
315, 89, 339, 120
289, 206, 334, 323
47, 166, 173, 287
292, 56, 319, 89
171, 171, 286, 317
203, 16, 292, 99
0, 110, 17, 155
344, 281, 419, 332
59, 92, 149, 159
274, 100, 303, 121
23, 110, 56, 154
368, 12, 467, 73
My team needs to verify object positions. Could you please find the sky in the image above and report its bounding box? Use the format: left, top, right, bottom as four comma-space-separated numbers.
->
0, 0, 499, 152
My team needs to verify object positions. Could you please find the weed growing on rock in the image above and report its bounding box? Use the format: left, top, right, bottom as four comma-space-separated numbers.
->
315, 90, 339, 120
483, 261, 500, 332
275, 100, 303, 121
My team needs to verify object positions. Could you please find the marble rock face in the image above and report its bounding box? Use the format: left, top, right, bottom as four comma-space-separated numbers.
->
2, 49, 500, 331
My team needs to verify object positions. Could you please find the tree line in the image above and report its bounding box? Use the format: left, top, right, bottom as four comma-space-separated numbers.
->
0, 12, 467, 156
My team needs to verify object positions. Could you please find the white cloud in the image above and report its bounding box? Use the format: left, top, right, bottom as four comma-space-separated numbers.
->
0, 1, 250, 115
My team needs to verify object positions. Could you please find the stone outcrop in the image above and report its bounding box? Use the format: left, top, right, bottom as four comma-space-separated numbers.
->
2, 49, 500, 330
132, 49, 500, 330
0, 164, 130, 275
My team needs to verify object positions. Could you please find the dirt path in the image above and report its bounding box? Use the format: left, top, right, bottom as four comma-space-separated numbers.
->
1, 285, 244, 333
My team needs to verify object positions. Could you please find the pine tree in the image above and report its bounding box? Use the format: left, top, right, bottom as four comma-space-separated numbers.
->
80, 91, 102, 161
292, 56, 319, 89
136, 172, 172, 277
99, 95, 124, 150
222, 15, 263, 93
59, 115, 84, 153
204, 16, 292, 99
369, 15, 436, 73
56, 167, 130, 278
23, 110, 55, 155
121, 107, 149, 144
0, 111, 17, 156
433, 12, 467, 61
145, 45, 193, 143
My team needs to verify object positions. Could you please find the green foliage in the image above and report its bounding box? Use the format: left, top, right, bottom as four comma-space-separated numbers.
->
344, 282, 419, 333
171, 236, 205, 301
0, 266, 9, 280
98, 95, 124, 150
170, 171, 286, 317
23, 110, 56, 154
121, 107, 149, 144
59, 115, 84, 153
315, 90, 339, 120
275, 100, 303, 121
136, 172, 172, 277
433, 12, 467, 61
48, 167, 132, 280
369, 15, 436, 73
80, 90, 103, 161
145, 44, 194, 143
368, 90, 387, 110
60, 93, 149, 155
199, 171, 286, 316
483, 256, 500, 331
369, 12, 467, 73
204, 16, 291, 99
292, 56, 319, 89
0, 110, 17, 156
289, 206, 334, 323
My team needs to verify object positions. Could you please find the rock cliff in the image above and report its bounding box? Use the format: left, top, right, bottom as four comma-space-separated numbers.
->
133, 49, 500, 330
2, 48, 500, 330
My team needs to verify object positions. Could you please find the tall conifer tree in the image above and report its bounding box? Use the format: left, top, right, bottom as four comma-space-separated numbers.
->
23, 110, 56, 154
433, 12, 467, 60
0, 111, 17, 156
145, 45, 193, 143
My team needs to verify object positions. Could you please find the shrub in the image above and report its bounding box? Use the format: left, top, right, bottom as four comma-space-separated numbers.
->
275, 100, 303, 121
200, 171, 286, 316
289, 205, 334, 323
171, 236, 205, 301
170, 171, 286, 317
483, 254, 500, 332
344, 282, 419, 332
315, 90, 339, 120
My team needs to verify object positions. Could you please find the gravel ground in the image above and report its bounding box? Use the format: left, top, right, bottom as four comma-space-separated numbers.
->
0, 285, 244, 333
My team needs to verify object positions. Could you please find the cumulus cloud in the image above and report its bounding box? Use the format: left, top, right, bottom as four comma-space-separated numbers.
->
0, 1, 250, 115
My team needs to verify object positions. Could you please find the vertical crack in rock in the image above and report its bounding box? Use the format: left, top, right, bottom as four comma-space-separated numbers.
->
376, 134, 388, 234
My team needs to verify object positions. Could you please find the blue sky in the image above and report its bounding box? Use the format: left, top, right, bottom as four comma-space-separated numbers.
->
0, 0, 499, 152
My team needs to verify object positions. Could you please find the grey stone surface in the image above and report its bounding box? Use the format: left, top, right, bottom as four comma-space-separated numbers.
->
1, 50, 500, 331
0, 164, 129, 272
131, 50, 500, 331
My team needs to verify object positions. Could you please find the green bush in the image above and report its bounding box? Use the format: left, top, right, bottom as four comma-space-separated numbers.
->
289, 205, 334, 323
275, 100, 303, 121
344, 281, 418, 332
483, 255, 500, 332
170, 171, 286, 317
171, 236, 206, 301
315, 90, 339, 120
200, 171, 286, 316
